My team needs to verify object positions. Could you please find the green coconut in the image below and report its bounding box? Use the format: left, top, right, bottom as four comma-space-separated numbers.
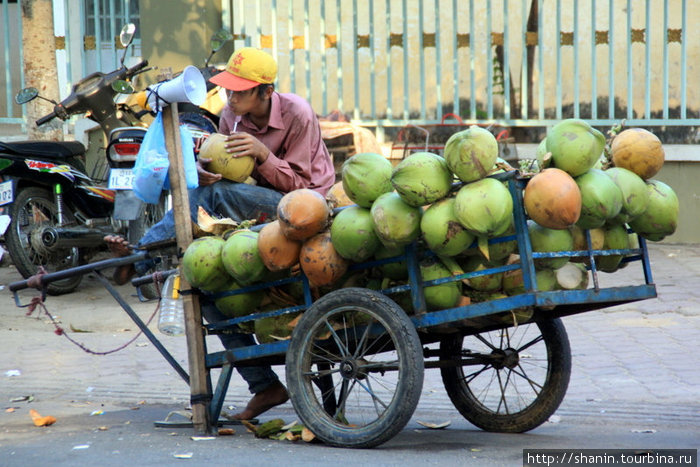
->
370, 191, 422, 247
570, 225, 605, 251
575, 169, 624, 229
181, 236, 231, 292
341, 152, 393, 208
254, 311, 302, 344
468, 263, 503, 292
456, 254, 484, 274
478, 220, 517, 263
374, 244, 408, 280
220, 229, 267, 286
569, 224, 605, 264
527, 220, 574, 269
330, 206, 381, 262
420, 198, 475, 256
444, 126, 499, 182
454, 177, 513, 237
214, 280, 266, 318
546, 119, 606, 177
502, 267, 525, 295
390, 151, 453, 206
420, 258, 461, 310
502, 263, 560, 295
604, 167, 651, 224
628, 180, 679, 241
536, 268, 558, 291
595, 223, 630, 273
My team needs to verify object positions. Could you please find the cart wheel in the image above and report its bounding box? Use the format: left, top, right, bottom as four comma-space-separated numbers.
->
440, 318, 571, 433
286, 288, 424, 448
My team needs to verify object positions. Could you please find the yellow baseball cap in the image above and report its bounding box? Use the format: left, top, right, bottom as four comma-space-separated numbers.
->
210, 47, 277, 91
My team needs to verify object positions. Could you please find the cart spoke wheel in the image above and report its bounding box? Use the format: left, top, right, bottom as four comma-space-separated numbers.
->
286, 288, 423, 448
440, 318, 571, 433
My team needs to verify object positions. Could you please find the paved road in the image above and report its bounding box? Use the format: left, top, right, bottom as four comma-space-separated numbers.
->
0, 242, 698, 465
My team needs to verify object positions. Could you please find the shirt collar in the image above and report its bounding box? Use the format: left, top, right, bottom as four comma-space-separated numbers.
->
240, 91, 284, 132
266, 92, 284, 130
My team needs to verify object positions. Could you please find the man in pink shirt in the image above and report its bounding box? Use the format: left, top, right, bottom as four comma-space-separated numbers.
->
192, 47, 334, 223
107, 48, 335, 420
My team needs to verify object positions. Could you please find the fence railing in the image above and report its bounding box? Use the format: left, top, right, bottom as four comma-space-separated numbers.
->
224, 0, 699, 132
0, 0, 23, 126
2, 0, 699, 134
0, 0, 139, 130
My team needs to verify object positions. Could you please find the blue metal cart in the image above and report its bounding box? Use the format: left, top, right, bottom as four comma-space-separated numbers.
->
10, 170, 657, 449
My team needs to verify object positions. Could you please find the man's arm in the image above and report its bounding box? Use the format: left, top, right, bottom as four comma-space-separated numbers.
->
254, 118, 316, 192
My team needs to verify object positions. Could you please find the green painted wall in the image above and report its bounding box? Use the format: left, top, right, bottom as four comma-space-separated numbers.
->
138, 0, 231, 83
654, 162, 700, 245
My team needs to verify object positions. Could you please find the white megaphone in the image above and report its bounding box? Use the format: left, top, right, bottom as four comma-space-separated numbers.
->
146, 65, 206, 112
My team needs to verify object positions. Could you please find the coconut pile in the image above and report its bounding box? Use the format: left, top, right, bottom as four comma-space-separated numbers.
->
181, 119, 679, 339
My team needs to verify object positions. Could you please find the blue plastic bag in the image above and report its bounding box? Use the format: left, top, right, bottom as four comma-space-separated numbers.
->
164, 124, 199, 191
133, 112, 169, 204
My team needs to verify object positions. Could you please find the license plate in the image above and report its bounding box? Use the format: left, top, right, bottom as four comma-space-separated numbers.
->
0, 180, 12, 205
108, 168, 135, 190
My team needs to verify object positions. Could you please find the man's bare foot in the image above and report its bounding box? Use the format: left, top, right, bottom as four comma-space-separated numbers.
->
232, 381, 289, 420
104, 235, 136, 285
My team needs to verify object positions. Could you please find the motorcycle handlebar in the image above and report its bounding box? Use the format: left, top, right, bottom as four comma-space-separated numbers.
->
35, 112, 58, 126
126, 59, 149, 78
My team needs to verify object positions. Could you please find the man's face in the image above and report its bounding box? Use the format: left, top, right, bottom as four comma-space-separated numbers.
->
226, 87, 260, 115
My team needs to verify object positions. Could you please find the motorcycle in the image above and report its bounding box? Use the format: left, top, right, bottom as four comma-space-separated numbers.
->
0, 24, 161, 295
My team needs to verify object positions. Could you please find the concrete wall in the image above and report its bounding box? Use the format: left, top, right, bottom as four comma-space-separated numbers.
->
654, 159, 700, 245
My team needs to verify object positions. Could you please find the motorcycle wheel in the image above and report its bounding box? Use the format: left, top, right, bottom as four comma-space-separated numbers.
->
5, 186, 82, 295
126, 194, 169, 300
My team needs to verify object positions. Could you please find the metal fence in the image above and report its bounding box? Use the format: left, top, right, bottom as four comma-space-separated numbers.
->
2, 0, 699, 133
224, 0, 699, 132
0, 0, 23, 126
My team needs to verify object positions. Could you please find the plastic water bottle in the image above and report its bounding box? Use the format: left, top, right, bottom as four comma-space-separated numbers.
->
158, 274, 185, 336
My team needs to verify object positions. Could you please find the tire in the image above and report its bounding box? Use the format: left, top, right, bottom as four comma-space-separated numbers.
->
5, 187, 82, 295
126, 194, 169, 300
440, 318, 571, 433
285, 288, 424, 448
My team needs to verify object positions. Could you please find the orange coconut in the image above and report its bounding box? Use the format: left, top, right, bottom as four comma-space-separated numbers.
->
611, 128, 665, 180
326, 181, 354, 208
277, 188, 331, 241
299, 231, 349, 287
257, 220, 302, 271
524, 168, 582, 229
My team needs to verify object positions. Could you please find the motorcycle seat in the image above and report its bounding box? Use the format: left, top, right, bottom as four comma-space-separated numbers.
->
0, 140, 86, 160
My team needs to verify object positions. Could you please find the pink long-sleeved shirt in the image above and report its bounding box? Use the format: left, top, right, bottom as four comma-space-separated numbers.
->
219, 92, 335, 196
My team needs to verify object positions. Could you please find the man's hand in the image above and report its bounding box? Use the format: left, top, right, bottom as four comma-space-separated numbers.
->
196, 157, 222, 186
225, 133, 270, 163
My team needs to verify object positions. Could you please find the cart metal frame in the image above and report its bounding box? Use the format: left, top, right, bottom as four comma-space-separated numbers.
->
10, 170, 657, 446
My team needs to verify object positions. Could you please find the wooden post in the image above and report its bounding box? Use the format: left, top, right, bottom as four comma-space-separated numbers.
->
161, 103, 212, 434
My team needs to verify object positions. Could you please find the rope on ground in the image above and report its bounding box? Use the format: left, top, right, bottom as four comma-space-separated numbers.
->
25, 295, 160, 355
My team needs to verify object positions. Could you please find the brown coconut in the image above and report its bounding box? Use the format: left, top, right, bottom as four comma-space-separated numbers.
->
326, 181, 354, 208
277, 188, 331, 241
611, 128, 665, 180
257, 220, 302, 271
524, 168, 582, 229
299, 231, 349, 287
